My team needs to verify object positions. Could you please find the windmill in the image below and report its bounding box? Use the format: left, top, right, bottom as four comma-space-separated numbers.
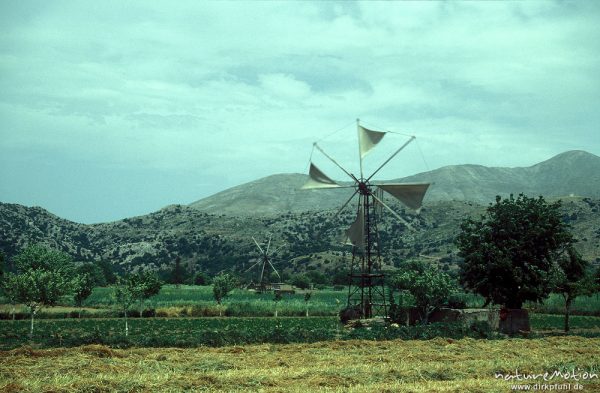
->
302, 119, 430, 319
245, 235, 282, 292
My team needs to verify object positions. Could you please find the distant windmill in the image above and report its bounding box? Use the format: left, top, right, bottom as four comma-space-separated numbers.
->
245, 235, 282, 292
302, 119, 430, 318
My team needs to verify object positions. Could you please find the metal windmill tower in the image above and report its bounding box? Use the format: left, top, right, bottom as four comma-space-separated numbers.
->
302, 119, 430, 319
245, 235, 281, 291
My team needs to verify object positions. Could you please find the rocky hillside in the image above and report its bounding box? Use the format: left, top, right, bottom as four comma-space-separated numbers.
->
190, 150, 600, 216
1, 197, 599, 278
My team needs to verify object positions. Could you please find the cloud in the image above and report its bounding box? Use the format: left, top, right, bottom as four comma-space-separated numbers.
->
0, 1, 599, 222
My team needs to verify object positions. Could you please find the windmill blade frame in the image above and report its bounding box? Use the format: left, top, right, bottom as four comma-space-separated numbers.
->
367, 136, 415, 182
371, 191, 415, 231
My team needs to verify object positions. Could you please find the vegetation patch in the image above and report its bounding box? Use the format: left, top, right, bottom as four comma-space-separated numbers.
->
1, 337, 598, 392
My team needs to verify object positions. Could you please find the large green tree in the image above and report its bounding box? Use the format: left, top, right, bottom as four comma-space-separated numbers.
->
456, 194, 574, 309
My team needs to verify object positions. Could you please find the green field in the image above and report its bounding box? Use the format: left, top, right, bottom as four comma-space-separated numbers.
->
3, 285, 599, 320
1, 314, 600, 350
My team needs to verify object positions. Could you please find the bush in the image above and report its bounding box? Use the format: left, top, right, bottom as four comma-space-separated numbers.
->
339, 305, 361, 324
141, 308, 156, 318
447, 294, 468, 309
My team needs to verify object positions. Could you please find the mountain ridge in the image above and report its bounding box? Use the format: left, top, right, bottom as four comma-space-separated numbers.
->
190, 150, 600, 216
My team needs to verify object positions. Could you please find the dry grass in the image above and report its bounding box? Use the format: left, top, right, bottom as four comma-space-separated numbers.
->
1, 337, 599, 392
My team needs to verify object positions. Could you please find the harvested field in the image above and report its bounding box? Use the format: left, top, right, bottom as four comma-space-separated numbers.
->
1, 337, 599, 392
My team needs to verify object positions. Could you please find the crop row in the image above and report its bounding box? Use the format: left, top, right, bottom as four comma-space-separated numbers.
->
2, 314, 600, 350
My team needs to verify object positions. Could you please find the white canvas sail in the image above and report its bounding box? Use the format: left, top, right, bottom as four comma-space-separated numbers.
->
345, 209, 364, 248
301, 163, 341, 189
358, 125, 386, 159
377, 183, 430, 211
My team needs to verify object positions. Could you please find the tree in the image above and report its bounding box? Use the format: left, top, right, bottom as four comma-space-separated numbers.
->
332, 270, 350, 286
76, 263, 106, 287
97, 260, 117, 285
112, 270, 162, 335
170, 256, 184, 288
0, 273, 20, 320
72, 273, 95, 318
112, 276, 136, 337
551, 248, 594, 332
212, 273, 236, 316
389, 260, 456, 324
291, 275, 310, 290
0, 251, 4, 279
131, 271, 162, 317
8, 245, 75, 336
306, 271, 327, 286
304, 292, 312, 317
456, 194, 574, 309
273, 291, 282, 317
192, 272, 208, 286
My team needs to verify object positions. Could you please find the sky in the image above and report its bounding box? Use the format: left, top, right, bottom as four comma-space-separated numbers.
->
1, 1, 599, 224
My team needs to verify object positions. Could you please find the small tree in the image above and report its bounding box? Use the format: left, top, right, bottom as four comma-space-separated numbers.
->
273, 291, 282, 317
72, 273, 95, 318
9, 245, 75, 337
456, 194, 574, 309
389, 260, 455, 324
304, 292, 312, 317
112, 276, 136, 337
7, 269, 72, 337
132, 271, 162, 316
212, 273, 236, 316
551, 248, 594, 332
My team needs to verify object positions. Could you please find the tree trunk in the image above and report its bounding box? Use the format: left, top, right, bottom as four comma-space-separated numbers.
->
275, 309, 278, 318
139, 300, 143, 317
29, 307, 36, 338
11, 305, 15, 321
305, 307, 309, 317
124, 310, 129, 337
565, 296, 572, 333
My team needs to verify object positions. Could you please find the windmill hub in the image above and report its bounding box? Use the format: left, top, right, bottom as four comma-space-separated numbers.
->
357, 179, 371, 195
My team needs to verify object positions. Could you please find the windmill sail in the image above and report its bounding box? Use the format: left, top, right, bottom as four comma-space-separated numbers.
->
345, 208, 364, 248
358, 125, 386, 159
377, 183, 430, 211
301, 163, 342, 189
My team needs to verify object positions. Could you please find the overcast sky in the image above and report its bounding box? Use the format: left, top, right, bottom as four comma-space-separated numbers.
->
1, 1, 599, 224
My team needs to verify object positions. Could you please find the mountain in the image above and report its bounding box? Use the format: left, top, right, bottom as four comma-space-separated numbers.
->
2, 197, 599, 278
189, 174, 353, 216
190, 150, 600, 216
403, 150, 600, 203
1, 150, 599, 277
